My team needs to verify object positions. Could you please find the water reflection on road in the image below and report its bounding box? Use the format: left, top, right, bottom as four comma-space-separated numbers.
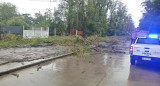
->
128, 63, 160, 86
0, 53, 160, 86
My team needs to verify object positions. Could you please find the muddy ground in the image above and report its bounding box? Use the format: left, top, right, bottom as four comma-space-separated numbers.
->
0, 45, 70, 64
0, 37, 119, 65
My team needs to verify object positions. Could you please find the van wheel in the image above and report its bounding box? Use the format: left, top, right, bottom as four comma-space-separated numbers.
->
130, 58, 136, 65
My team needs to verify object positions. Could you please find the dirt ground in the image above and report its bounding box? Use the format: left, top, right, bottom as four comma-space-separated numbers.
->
0, 45, 70, 64
0, 37, 124, 64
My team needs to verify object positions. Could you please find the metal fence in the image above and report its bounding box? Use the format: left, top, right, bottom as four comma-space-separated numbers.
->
23, 27, 49, 38
0, 26, 23, 34
0, 26, 49, 39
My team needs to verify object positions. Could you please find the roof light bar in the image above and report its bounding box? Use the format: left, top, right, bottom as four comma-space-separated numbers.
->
149, 34, 158, 38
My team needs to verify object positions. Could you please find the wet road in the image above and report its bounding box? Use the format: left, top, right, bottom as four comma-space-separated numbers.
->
0, 52, 160, 86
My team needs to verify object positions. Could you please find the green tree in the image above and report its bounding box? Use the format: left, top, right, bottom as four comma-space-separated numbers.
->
33, 9, 53, 27
55, 0, 134, 36
0, 2, 18, 25
0, 2, 31, 29
0, 2, 17, 20
139, 0, 160, 33
53, 8, 66, 35
107, 0, 134, 36
22, 13, 34, 25
6, 16, 30, 29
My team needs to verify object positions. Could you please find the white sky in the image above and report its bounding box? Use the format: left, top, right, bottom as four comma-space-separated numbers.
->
122, 0, 144, 27
0, 0, 60, 16
0, 0, 144, 27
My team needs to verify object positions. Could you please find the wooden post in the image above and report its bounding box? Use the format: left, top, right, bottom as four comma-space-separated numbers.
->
54, 28, 56, 37
76, 30, 78, 36
23, 26, 24, 38
41, 27, 42, 38
48, 27, 49, 38
54, 7, 56, 37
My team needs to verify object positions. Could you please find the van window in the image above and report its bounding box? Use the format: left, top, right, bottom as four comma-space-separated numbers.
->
137, 38, 160, 45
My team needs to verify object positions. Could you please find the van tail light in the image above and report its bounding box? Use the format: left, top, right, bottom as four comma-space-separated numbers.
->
130, 46, 133, 55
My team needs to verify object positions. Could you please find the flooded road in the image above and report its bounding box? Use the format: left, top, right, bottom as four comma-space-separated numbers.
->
0, 39, 160, 86
0, 52, 160, 86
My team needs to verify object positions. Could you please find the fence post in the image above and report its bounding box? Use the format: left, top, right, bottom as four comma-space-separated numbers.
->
54, 27, 56, 37
41, 27, 42, 38
76, 30, 78, 36
22, 26, 24, 38
33, 27, 35, 38
48, 27, 49, 38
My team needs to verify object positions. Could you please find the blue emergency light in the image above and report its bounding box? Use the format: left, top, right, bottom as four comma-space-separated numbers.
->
149, 34, 158, 38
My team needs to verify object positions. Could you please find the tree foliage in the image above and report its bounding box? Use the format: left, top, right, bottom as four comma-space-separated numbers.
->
6, 16, 30, 29
139, 0, 160, 33
0, 2, 17, 20
0, 1, 134, 36
54, 0, 134, 36
0, 3, 54, 30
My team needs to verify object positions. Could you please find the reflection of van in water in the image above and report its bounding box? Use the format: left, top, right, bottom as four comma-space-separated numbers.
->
128, 65, 160, 86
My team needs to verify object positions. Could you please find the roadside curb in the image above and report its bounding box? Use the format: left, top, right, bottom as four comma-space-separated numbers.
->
0, 52, 74, 76
0, 62, 10, 66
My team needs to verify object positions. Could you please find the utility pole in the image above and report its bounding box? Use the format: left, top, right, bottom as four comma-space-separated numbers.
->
115, 22, 117, 36
54, 7, 56, 37
115, 17, 119, 36
54, 26, 56, 36
76, 2, 79, 37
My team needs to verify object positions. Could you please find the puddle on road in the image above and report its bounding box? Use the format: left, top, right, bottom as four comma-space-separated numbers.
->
98, 53, 130, 86
0, 53, 160, 86
128, 63, 160, 86
36, 62, 62, 72
0, 53, 129, 86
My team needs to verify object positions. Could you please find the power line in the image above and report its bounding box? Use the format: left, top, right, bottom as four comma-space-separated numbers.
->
29, 0, 58, 2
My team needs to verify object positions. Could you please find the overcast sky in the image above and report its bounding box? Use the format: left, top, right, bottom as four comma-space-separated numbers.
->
0, 0, 144, 27
0, 0, 60, 16
122, 0, 144, 27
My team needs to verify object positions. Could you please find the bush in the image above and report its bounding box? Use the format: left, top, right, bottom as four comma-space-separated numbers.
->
30, 38, 43, 47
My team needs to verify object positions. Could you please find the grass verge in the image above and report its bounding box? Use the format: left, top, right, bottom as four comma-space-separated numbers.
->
0, 34, 117, 57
